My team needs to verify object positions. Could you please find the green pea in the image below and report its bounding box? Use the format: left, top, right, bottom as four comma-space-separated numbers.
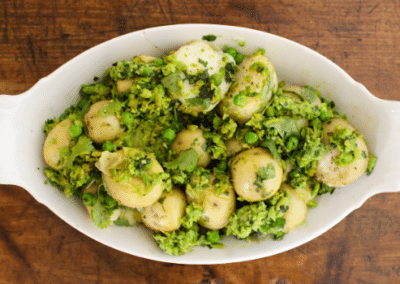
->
121, 112, 134, 126
162, 128, 176, 144
207, 230, 220, 244
152, 58, 164, 66
266, 107, 275, 117
320, 109, 332, 121
224, 47, 237, 58
340, 152, 354, 164
211, 72, 224, 86
69, 124, 82, 138
217, 160, 228, 171
233, 93, 247, 107
82, 192, 95, 206
102, 141, 115, 152
310, 118, 322, 129
286, 136, 299, 151
245, 131, 258, 145
141, 67, 152, 77
235, 53, 244, 65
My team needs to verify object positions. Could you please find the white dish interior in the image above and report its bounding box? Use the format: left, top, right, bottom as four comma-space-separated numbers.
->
0, 24, 399, 264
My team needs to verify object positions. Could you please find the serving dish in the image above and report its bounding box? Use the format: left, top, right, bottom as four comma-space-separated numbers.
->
0, 24, 399, 264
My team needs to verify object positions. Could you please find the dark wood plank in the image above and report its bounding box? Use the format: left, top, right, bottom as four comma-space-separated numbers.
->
1, 0, 399, 283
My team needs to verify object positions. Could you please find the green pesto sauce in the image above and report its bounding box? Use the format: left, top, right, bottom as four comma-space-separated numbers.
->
42, 38, 377, 256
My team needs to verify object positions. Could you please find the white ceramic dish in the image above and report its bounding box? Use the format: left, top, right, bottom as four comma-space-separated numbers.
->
1, 24, 399, 264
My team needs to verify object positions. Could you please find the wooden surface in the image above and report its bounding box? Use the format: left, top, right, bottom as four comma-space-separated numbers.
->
1, 0, 400, 283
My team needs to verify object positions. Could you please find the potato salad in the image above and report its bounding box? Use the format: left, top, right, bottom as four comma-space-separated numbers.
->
42, 37, 377, 255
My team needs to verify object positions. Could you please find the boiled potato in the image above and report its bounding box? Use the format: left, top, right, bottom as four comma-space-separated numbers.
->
140, 187, 186, 232
316, 117, 369, 187
231, 148, 283, 202
116, 55, 158, 93
280, 183, 314, 207
169, 40, 235, 115
281, 184, 308, 232
170, 126, 211, 168
282, 85, 322, 106
186, 174, 236, 230
225, 137, 245, 157
43, 119, 73, 170
84, 100, 123, 144
219, 53, 278, 124
95, 148, 164, 208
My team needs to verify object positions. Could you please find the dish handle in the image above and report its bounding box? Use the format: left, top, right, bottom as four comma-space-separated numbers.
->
0, 94, 25, 186
375, 99, 400, 194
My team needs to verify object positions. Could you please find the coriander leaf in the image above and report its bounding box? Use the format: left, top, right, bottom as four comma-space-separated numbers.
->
91, 198, 113, 229
96, 101, 123, 117
261, 139, 281, 163
161, 71, 182, 95
64, 136, 95, 169
300, 86, 320, 105
258, 164, 276, 180
113, 218, 133, 227
265, 116, 299, 139
198, 58, 208, 67
163, 148, 198, 172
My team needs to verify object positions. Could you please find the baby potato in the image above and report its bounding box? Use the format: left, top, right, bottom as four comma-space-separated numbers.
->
316, 117, 369, 187
170, 126, 211, 168
116, 56, 158, 93
84, 100, 123, 144
95, 148, 164, 208
219, 53, 278, 124
141, 187, 186, 233
43, 119, 73, 170
225, 137, 245, 157
231, 148, 283, 202
282, 85, 322, 106
186, 174, 236, 230
281, 184, 308, 232
170, 40, 236, 115
280, 183, 314, 207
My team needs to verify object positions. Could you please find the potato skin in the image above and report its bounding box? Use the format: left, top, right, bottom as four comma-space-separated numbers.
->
282, 85, 322, 105
43, 119, 73, 170
186, 174, 236, 230
140, 187, 187, 233
231, 148, 283, 202
219, 54, 278, 124
170, 126, 211, 168
316, 117, 369, 187
225, 137, 245, 157
281, 184, 308, 232
96, 148, 164, 208
84, 100, 123, 144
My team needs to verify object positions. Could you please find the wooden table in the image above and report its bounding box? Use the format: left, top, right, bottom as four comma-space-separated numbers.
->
1, 0, 399, 283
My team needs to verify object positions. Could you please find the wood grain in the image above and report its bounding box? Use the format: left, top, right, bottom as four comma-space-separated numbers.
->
1, 0, 400, 283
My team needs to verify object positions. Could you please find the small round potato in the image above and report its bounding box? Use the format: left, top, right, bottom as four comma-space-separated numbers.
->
43, 119, 73, 170
84, 100, 123, 144
282, 85, 322, 106
219, 53, 278, 124
231, 148, 283, 202
316, 117, 369, 187
140, 187, 187, 233
280, 183, 314, 206
96, 148, 165, 208
225, 137, 245, 157
281, 184, 308, 232
186, 174, 236, 230
170, 126, 211, 168
116, 56, 158, 93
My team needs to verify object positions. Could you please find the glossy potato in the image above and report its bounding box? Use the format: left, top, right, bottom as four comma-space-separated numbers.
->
95, 148, 165, 208
281, 184, 308, 232
225, 137, 245, 157
43, 119, 73, 170
170, 126, 211, 168
186, 174, 236, 230
316, 117, 369, 187
172, 40, 235, 115
231, 148, 283, 202
140, 187, 186, 232
219, 53, 278, 124
84, 100, 123, 144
